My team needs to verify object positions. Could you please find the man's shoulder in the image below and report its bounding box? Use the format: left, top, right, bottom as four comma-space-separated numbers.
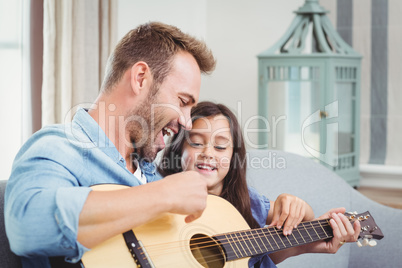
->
7, 123, 92, 183
15, 122, 92, 163
32, 108, 97, 146
32, 122, 90, 147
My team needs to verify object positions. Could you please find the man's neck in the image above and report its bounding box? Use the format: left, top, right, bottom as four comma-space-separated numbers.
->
88, 94, 135, 172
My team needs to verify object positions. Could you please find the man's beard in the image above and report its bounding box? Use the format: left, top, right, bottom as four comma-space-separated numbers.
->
125, 88, 165, 162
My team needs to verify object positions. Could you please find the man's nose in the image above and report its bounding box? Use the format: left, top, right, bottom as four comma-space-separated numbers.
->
179, 112, 192, 131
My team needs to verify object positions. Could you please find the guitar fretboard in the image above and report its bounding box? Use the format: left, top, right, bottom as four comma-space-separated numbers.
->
214, 219, 333, 261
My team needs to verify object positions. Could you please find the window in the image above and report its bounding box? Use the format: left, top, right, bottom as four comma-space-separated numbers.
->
0, 0, 23, 179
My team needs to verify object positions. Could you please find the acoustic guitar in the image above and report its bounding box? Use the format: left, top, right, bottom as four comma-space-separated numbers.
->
79, 184, 384, 268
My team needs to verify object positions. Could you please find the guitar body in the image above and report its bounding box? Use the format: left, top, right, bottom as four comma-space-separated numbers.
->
81, 184, 251, 268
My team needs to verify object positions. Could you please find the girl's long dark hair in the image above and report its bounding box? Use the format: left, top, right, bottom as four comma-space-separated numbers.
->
158, 101, 260, 229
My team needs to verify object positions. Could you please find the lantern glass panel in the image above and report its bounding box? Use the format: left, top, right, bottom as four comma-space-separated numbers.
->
267, 65, 321, 158
334, 66, 357, 156
335, 82, 354, 155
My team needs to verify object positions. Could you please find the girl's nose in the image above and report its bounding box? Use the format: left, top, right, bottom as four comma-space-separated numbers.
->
201, 145, 214, 159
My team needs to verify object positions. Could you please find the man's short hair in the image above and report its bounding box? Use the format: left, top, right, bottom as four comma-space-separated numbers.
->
101, 21, 216, 92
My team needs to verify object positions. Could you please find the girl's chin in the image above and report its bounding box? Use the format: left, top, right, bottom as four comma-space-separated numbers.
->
207, 184, 224, 196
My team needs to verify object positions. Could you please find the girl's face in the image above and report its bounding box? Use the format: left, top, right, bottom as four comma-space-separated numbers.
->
181, 115, 233, 195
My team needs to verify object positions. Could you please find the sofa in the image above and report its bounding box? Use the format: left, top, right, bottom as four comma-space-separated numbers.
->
246, 150, 402, 268
1, 150, 401, 267
0, 180, 22, 268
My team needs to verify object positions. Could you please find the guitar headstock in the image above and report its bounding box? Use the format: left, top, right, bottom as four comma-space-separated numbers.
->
345, 211, 384, 247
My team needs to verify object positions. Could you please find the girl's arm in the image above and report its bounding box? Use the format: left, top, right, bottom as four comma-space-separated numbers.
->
268, 207, 361, 264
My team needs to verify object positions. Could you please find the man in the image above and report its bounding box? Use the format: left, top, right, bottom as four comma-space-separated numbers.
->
5, 22, 216, 267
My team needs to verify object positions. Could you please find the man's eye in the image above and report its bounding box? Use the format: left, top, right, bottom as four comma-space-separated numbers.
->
180, 98, 188, 106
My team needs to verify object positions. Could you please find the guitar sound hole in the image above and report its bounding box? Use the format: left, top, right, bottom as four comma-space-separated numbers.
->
190, 234, 225, 268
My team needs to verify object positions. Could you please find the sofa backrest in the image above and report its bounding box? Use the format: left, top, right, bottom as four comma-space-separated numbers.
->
246, 149, 402, 268
246, 149, 353, 214
246, 150, 351, 267
0, 180, 22, 268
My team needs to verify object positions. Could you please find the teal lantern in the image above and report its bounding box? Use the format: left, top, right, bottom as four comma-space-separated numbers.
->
257, 0, 362, 187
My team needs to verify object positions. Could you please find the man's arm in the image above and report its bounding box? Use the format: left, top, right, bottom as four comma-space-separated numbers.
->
6, 148, 206, 259
77, 171, 208, 248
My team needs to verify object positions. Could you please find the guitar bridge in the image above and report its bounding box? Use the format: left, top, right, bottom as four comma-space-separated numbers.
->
138, 240, 156, 268
123, 230, 155, 268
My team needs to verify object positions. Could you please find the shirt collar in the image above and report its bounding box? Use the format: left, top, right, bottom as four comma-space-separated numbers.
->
72, 108, 159, 177
72, 108, 122, 163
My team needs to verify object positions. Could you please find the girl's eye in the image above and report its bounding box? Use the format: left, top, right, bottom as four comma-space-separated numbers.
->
189, 142, 203, 148
215, 146, 226, 151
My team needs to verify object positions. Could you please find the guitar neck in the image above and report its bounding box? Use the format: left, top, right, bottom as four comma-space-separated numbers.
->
214, 218, 333, 261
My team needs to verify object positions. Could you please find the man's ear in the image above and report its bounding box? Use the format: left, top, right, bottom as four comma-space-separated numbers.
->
130, 62, 151, 96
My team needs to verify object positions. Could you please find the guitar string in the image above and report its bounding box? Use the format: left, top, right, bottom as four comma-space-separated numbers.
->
190, 234, 334, 267
136, 219, 331, 251
136, 236, 334, 268
140, 232, 332, 261
136, 224, 334, 267
142, 212, 364, 266
133, 217, 362, 267
135, 220, 333, 260
137, 219, 332, 256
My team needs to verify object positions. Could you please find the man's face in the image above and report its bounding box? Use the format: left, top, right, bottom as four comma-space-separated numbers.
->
128, 51, 201, 161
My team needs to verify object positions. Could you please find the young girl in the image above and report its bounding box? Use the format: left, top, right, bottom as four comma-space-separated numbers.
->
158, 101, 359, 267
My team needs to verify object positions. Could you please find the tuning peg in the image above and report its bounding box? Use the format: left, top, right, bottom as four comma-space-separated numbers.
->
347, 211, 358, 215
368, 240, 377, 247
356, 240, 363, 247
362, 238, 369, 246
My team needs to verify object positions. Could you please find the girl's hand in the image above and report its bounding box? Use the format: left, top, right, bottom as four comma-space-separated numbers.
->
269, 207, 361, 262
303, 207, 361, 253
268, 193, 314, 236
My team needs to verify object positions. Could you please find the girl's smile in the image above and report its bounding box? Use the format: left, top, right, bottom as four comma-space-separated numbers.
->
195, 162, 217, 173
181, 114, 233, 195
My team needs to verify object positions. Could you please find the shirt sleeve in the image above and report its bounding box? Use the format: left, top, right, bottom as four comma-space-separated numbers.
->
247, 187, 277, 268
4, 133, 92, 262
248, 186, 271, 228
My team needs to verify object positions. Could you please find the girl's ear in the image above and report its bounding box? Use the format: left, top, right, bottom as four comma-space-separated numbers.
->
130, 62, 151, 96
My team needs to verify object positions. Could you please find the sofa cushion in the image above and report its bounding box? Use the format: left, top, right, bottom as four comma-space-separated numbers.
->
0, 180, 22, 268
246, 150, 401, 268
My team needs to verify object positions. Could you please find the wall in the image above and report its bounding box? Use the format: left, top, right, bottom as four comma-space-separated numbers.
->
0, 0, 22, 180
117, 1, 402, 188
117, 0, 305, 147
320, 0, 402, 187
117, 0, 207, 40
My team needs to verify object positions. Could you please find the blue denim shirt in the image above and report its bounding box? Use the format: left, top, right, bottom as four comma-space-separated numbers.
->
5, 108, 159, 267
248, 186, 277, 268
